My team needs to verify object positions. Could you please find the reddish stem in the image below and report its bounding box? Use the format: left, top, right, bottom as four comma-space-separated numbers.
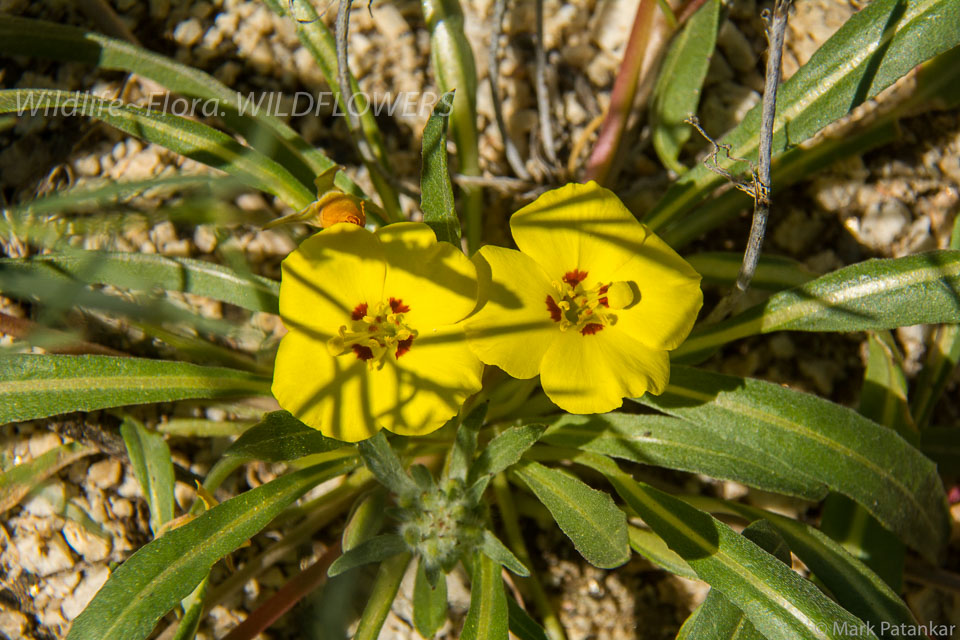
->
221, 541, 342, 640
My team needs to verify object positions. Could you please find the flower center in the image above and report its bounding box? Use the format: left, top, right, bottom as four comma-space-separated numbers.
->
327, 298, 418, 369
545, 270, 637, 336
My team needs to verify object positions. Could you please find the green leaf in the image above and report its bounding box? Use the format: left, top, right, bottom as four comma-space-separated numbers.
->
357, 432, 419, 499
0, 442, 95, 515
66, 457, 356, 640
327, 534, 408, 577
542, 413, 816, 498
120, 418, 176, 537
687, 252, 815, 291
5, 251, 279, 314
468, 424, 546, 485
636, 366, 949, 561
628, 526, 696, 579
606, 470, 875, 640
445, 401, 487, 483
680, 520, 790, 640
0, 354, 270, 424
224, 411, 347, 462
461, 553, 508, 640
674, 251, 960, 363
343, 489, 387, 552
0, 90, 315, 210
413, 557, 448, 639
507, 599, 551, 640
421, 90, 460, 245
513, 461, 629, 569
0, 15, 354, 194
646, 0, 960, 231
651, 0, 719, 173
858, 332, 916, 442
479, 530, 529, 577
689, 497, 919, 640
354, 553, 412, 640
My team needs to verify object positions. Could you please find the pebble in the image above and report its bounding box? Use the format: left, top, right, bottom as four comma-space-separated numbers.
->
73, 155, 101, 177
858, 199, 911, 249
87, 459, 122, 489
61, 566, 110, 621
0, 609, 28, 639
62, 521, 112, 563
109, 496, 134, 519
716, 21, 756, 72
174, 18, 204, 47
23, 482, 66, 518
16, 531, 75, 577
27, 432, 63, 458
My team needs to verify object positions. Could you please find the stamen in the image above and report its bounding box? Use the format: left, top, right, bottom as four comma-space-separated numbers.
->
329, 299, 418, 368
547, 271, 635, 336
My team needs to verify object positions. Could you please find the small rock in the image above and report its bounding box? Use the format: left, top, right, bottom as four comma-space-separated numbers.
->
88, 459, 122, 489
174, 18, 204, 48
0, 609, 28, 639
859, 199, 911, 249
125, 149, 161, 180
716, 21, 756, 72
769, 334, 796, 359
73, 155, 101, 177
61, 566, 110, 621
23, 482, 66, 517
109, 496, 134, 519
27, 432, 62, 458
16, 531, 75, 577
62, 521, 111, 563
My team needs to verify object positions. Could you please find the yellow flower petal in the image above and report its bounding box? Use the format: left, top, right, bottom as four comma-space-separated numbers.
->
279, 223, 385, 336
539, 327, 669, 414
465, 246, 559, 379
376, 222, 477, 326
372, 324, 483, 436
272, 330, 381, 442
510, 181, 649, 283
610, 231, 703, 350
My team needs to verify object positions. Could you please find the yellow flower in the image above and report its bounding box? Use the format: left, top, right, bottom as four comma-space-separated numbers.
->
273, 222, 483, 442
465, 182, 703, 414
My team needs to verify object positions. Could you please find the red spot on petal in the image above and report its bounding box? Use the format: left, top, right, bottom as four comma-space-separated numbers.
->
563, 270, 588, 286
352, 345, 374, 360
598, 297, 609, 307
351, 303, 368, 320
546, 295, 562, 322
389, 297, 410, 313
395, 338, 413, 358
580, 323, 604, 336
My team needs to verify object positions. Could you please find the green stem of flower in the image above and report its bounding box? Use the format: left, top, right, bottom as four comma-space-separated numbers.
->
353, 552, 413, 640
492, 473, 567, 640
422, 0, 483, 251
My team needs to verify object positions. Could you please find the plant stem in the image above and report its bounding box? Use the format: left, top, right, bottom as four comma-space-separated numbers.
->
353, 552, 412, 640
492, 473, 567, 640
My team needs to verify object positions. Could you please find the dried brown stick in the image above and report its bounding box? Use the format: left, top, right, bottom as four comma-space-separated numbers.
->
489, 0, 532, 180
534, 0, 558, 165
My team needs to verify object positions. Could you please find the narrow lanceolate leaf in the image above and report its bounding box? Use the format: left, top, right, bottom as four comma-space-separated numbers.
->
0, 90, 315, 210
507, 600, 551, 640
413, 557, 448, 639
120, 419, 176, 536
628, 526, 696, 579
327, 534, 408, 577
5, 251, 279, 314
467, 424, 546, 485
342, 490, 387, 552
674, 251, 960, 363
461, 553, 508, 640
636, 367, 950, 560
421, 90, 460, 245
224, 411, 347, 462
479, 530, 529, 577
357, 432, 419, 500
66, 457, 356, 640
646, 0, 960, 231
680, 520, 791, 640
0, 15, 352, 193
0, 442, 95, 515
445, 401, 487, 484
0, 354, 270, 424
690, 497, 918, 640
513, 461, 629, 569
542, 413, 817, 498
687, 253, 815, 291
651, 0, 719, 174
606, 471, 875, 640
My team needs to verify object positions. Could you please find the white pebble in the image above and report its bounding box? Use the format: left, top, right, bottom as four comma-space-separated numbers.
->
61, 566, 110, 621
87, 459, 122, 489
61, 521, 112, 563
174, 18, 204, 48
16, 531, 76, 577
